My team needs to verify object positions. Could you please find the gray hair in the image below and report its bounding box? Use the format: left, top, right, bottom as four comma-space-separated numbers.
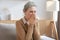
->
23, 1, 36, 11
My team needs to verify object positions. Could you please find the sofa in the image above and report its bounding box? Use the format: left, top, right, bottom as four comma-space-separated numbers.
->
0, 20, 58, 40
0, 23, 16, 40
39, 20, 58, 40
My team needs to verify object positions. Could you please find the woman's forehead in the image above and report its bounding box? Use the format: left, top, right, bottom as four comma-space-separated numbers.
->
27, 7, 36, 11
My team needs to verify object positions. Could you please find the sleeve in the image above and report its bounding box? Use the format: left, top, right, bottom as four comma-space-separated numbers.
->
33, 21, 40, 40
16, 21, 25, 40
25, 24, 34, 40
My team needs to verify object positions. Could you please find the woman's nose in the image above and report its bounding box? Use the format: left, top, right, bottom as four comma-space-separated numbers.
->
30, 12, 35, 14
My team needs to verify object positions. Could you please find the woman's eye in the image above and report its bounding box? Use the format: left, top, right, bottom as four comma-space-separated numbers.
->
30, 11, 33, 13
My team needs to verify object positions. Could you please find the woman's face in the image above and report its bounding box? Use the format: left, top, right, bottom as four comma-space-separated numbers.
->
24, 6, 36, 20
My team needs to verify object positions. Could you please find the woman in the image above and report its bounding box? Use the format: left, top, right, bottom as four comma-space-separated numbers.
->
16, 1, 40, 40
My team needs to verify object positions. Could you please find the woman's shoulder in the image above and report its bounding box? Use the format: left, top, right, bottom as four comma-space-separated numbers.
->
16, 18, 23, 24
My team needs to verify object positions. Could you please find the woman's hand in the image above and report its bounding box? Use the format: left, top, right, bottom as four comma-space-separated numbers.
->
28, 14, 36, 25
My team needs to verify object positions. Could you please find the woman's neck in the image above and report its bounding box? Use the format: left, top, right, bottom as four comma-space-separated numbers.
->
24, 16, 28, 21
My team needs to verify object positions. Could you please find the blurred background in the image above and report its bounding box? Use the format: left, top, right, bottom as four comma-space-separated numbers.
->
0, 0, 59, 21
0, 0, 60, 40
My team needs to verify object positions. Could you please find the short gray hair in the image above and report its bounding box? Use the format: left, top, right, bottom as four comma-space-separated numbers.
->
23, 1, 36, 11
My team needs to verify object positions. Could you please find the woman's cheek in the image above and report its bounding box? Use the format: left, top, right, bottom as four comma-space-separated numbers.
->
27, 14, 31, 19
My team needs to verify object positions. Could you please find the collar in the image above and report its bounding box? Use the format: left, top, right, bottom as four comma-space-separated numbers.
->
22, 17, 29, 25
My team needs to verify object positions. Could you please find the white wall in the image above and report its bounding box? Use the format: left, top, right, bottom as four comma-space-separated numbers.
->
0, 0, 56, 20
0, 1, 28, 20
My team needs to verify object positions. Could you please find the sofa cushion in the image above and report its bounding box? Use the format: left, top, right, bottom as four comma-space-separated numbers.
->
0, 23, 16, 40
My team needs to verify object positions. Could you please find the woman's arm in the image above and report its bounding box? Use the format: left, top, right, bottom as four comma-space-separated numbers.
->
25, 24, 34, 40
33, 22, 40, 40
16, 21, 25, 40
